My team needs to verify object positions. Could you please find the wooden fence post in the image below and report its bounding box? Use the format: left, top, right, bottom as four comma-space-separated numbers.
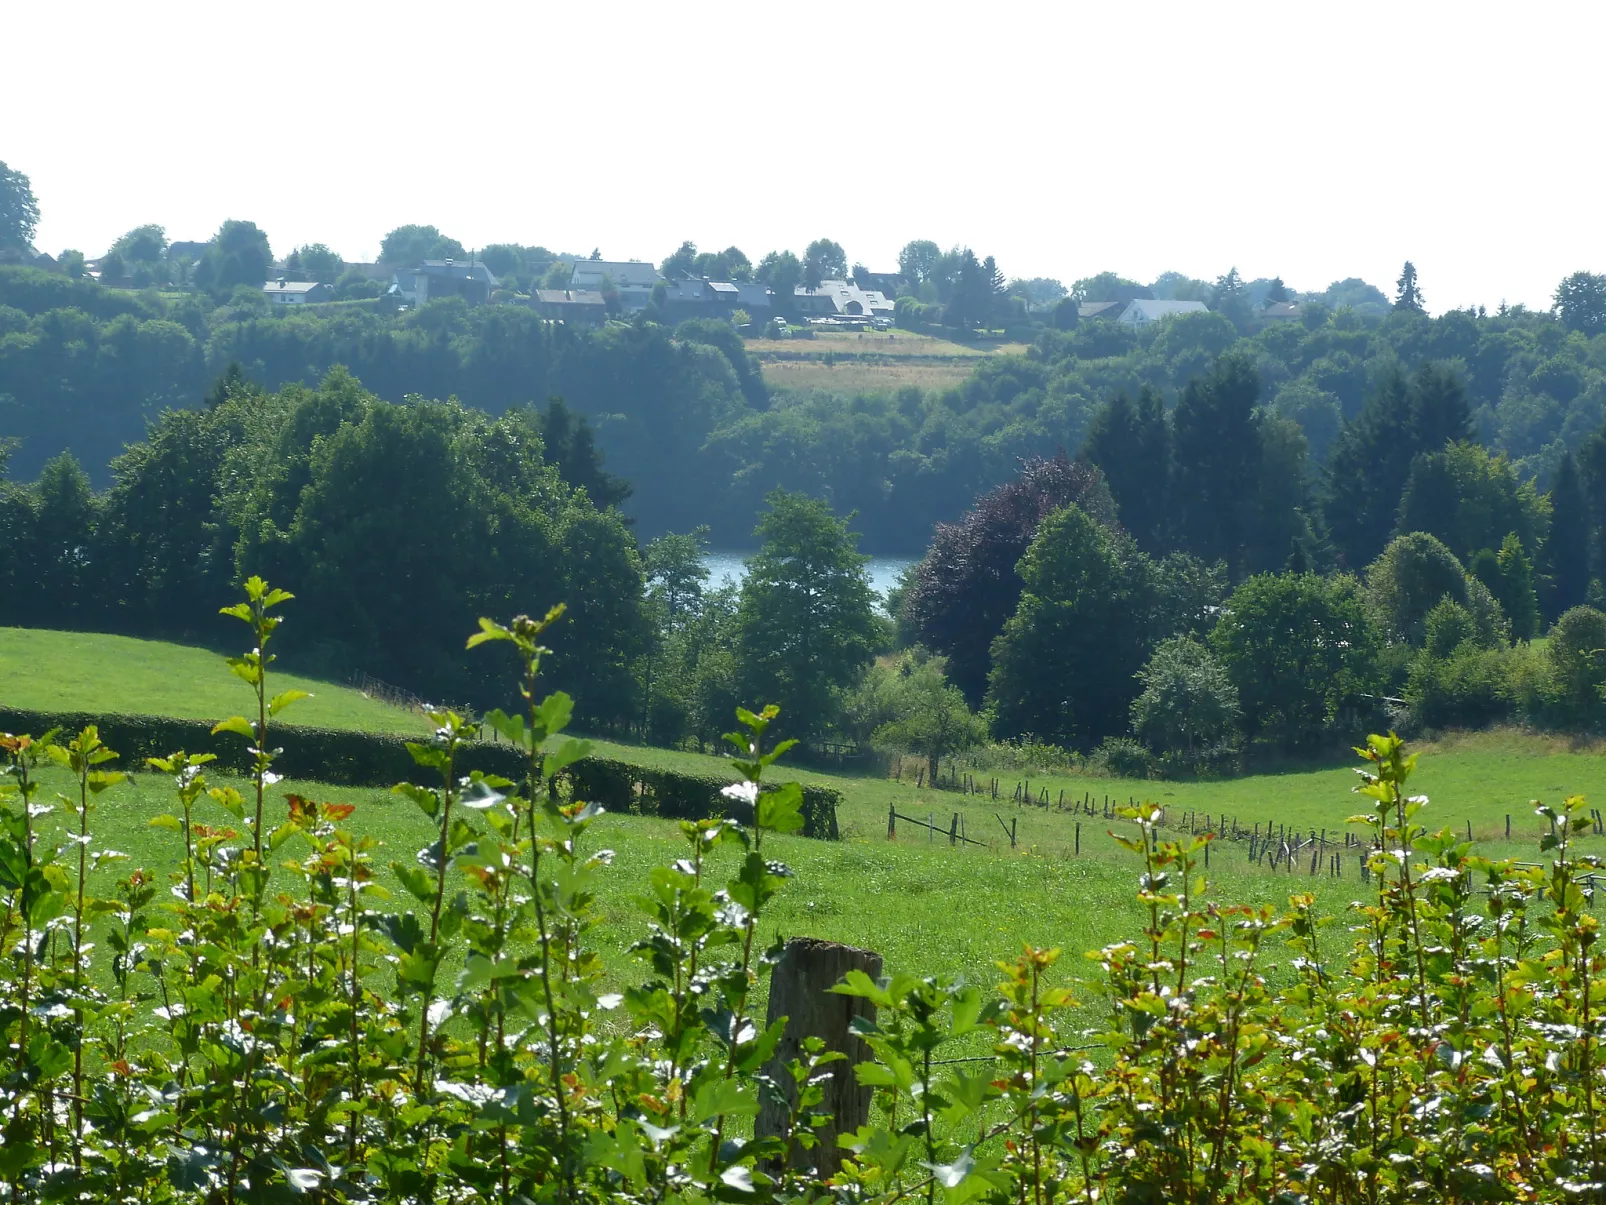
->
757, 938, 883, 1178
1075, 821, 1080, 856
949, 813, 959, 846
887, 803, 896, 840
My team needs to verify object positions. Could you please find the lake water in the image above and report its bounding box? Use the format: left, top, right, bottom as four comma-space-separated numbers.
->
701, 551, 917, 603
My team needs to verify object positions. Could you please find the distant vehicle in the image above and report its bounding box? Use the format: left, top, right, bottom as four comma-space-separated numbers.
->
871, 317, 892, 330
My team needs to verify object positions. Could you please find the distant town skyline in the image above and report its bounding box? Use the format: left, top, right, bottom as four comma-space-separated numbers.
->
8, 0, 1604, 314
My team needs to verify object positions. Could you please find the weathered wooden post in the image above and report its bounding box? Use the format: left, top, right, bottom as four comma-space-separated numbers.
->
1074, 821, 1080, 856
757, 938, 883, 1178
949, 813, 959, 846
887, 803, 896, 840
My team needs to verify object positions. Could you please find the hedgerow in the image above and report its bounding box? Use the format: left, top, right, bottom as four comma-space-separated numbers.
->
3, 576, 1606, 1202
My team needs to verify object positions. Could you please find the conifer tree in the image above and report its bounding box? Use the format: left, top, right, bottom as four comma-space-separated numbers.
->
1394, 261, 1425, 312
1546, 450, 1592, 618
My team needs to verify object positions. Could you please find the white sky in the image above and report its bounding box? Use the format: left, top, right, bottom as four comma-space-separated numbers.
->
6, 0, 1603, 313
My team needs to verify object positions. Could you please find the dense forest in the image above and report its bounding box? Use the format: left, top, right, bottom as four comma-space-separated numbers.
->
8, 172, 1606, 763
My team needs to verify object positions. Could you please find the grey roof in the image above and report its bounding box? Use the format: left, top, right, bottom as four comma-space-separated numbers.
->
734, 283, 772, 307
416, 260, 499, 286
1262, 301, 1302, 318
1118, 298, 1209, 322
263, 280, 323, 294
709, 281, 739, 295
534, 289, 606, 306
569, 259, 664, 290
664, 279, 711, 301
1078, 300, 1123, 319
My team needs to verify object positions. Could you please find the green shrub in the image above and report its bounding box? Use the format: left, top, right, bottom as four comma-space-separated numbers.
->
1086, 735, 1155, 778
1405, 643, 1519, 730
0, 705, 842, 839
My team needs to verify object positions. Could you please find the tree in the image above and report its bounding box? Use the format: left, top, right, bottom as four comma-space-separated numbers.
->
0, 160, 39, 250
286, 242, 342, 283
1171, 353, 1264, 575
1072, 272, 1149, 304
897, 240, 942, 285
111, 224, 167, 264
1211, 267, 1252, 330
1082, 386, 1171, 553
756, 251, 803, 312
379, 224, 465, 266
644, 526, 711, 629
903, 452, 1117, 705
1493, 531, 1540, 641
1394, 261, 1425, 312
802, 238, 846, 290
194, 220, 273, 294
1555, 271, 1606, 335
1394, 441, 1547, 563
1265, 276, 1290, 304
29, 452, 99, 625
660, 240, 699, 279
1323, 362, 1473, 568
1130, 636, 1241, 763
734, 490, 878, 742
538, 397, 632, 510
1546, 451, 1591, 618
986, 503, 1155, 749
1547, 606, 1606, 726
872, 652, 986, 782
1365, 531, 1504, 647
1210, 572, 1379, 746
1008, 277, 1067, 310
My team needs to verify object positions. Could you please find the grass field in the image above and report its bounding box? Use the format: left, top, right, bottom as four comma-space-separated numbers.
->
745, 329, 1030, 393
9, 626, 1606, 1023
0, 627, 427, 734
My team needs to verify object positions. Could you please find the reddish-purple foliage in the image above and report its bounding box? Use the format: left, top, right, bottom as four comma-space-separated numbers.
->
902, 452, 1117, 705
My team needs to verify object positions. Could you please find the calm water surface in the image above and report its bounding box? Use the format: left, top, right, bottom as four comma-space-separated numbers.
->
701, 551, 916, 603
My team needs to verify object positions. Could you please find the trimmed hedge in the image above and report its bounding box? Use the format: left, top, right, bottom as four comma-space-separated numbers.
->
0, 705, 841, 841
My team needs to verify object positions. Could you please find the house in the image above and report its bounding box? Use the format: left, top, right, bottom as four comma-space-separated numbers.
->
531, 288, 608, 325
733, 282, 773, 320
566, 259, 664, 310
1078, 300, 1125, 321
391, 259, 500, 306
793, 279, 895, 322
661, 278, 720, 321
1115, 298, 1210, 326
1260, 301, 1303, 323
263, 279, 329, 305
852, 270, 908, 296
659, 279, 775, 323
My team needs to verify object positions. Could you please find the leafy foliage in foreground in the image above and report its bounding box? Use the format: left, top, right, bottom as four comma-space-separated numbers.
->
6, 580, 1606, 1201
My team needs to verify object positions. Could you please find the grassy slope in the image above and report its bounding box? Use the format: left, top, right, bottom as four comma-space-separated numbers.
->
0, 628, 427, 735
580, 729, 1606, 854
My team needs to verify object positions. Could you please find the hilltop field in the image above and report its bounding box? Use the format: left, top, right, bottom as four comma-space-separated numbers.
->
6, 625, 1606, 1006
750, 329, 1030, 393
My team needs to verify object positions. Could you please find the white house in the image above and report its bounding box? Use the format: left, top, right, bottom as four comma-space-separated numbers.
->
567, 259, 665, 310
793, 279, 895, 321
1116, 299, 1210, 326
263, 279, 329, 304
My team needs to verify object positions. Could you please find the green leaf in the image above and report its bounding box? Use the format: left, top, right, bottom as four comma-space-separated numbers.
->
148, 814, 183, 831
393, 782, 440, 819
269, 689, 312, 717
393, 861, 436, 904
691, 1077, 757, 1123
211, 716, 256, 740
481, 708, 529, 749
534, 691, 574, 738
756, 782, 805, 835
466, 617, 513, 649
543, 737, 592, 779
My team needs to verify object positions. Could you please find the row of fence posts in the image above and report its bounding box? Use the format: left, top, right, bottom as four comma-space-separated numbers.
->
888, 768, 1606, 870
